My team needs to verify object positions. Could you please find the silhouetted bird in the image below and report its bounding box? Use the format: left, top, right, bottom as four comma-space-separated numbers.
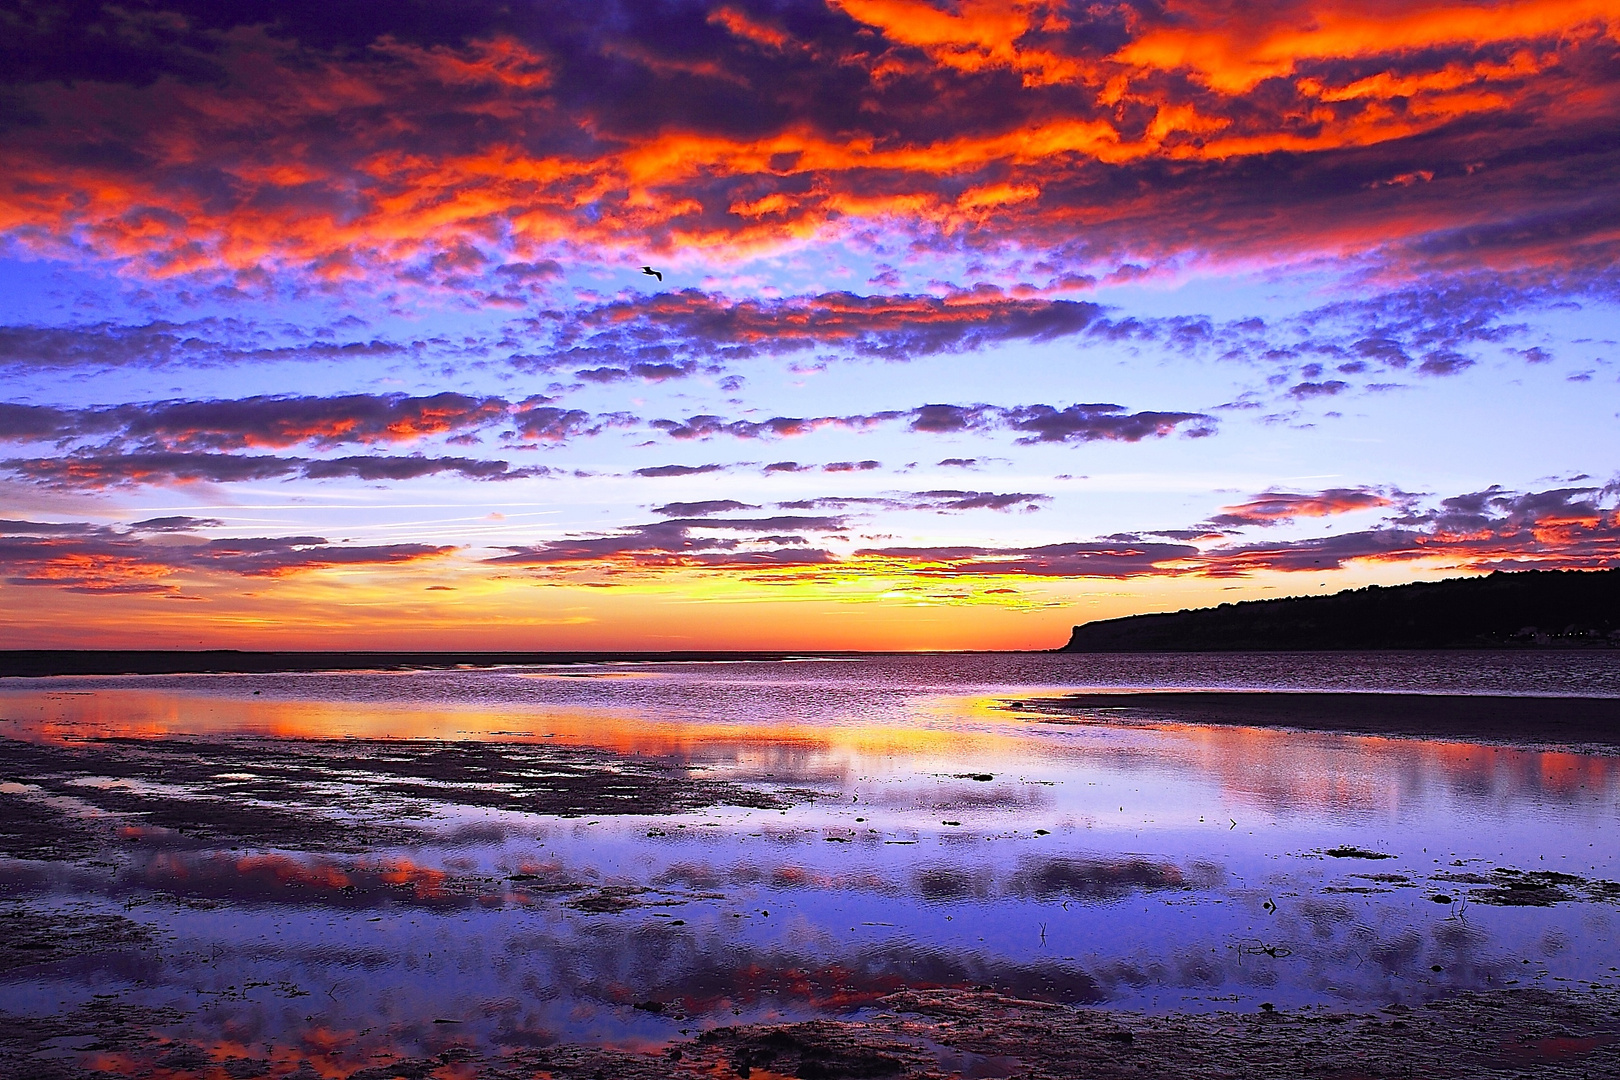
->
641, 266, 663, 281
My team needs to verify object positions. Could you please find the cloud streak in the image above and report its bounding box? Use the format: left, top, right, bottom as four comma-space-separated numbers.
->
485, 483, 1620, 588
0, 518, 453, 593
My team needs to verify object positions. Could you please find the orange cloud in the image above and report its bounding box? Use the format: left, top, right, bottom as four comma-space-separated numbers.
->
1116, 0, 1617, 93
0, 1, 1614, 290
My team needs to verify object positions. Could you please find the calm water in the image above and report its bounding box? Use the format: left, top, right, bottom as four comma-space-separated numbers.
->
2, 652, 1618, 1073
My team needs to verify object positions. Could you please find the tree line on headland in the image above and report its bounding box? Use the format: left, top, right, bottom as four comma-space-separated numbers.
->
1060, 568, 1620, 652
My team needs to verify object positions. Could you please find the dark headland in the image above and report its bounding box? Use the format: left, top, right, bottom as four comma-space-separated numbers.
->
1060, 567, 1620, 652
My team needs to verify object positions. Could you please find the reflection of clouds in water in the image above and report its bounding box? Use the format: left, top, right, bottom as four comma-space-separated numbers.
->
2, 657, 1618, 1067
912, 854, 1221, 903
1040, 722, 1620, 819
1007, 856, 1223, 901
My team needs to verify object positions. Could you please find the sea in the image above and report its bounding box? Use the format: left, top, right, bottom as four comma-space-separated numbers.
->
1, 651, 1617, 1071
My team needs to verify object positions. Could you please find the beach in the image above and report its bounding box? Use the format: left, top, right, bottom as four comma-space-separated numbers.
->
2, 653, 1618, 1077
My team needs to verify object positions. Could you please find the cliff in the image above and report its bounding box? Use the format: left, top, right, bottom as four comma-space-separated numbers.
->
1060, 568, 1620, 651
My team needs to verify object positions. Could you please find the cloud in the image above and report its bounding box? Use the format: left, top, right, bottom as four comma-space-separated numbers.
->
1208, 488, 1395, 528
483, 482, 1620, 589
489, 517, 842, 572
633, 463, 727, 478
3, 452, 302, 488
553, 291, 1106, 365
0, 392, 512, 450
999, 403, 1216, 443
3, 0, 1616, 290
1196, 485, 1620, 575
652, 500, 759, 517
0, 321, 411, 371
106, 393, 510, 450
779, 490, 1050, 514
0, 451, 545, 489
0, 517, 453, 592
648, 403, 1212, 444
128, 515, 224, 532
300, 455, 535, 482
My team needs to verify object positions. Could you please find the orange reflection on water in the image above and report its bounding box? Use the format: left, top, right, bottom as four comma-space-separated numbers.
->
0, 683, 1044, 771
5, 682, 1617, 820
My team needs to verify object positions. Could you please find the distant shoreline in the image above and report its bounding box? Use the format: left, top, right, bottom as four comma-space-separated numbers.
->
0, 649, 876, 678
2, 647, 1617, 680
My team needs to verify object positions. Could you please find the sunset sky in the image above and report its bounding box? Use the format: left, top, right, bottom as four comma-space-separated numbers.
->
2, 0, 1617, 650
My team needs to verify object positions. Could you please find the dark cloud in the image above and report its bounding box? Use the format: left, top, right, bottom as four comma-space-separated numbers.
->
910, 404, 995, 434
2, 451, 302, 487
1, 451, 545, 488
549, 291, 1106, 367
0, 321, 411, 371
643, 402, 1211, 447
1288, 380, 1349, 399
128, 515, 224, 532
190, 538, 455, 577
108, 393, 510, 450
0, 403, 77, 440
300, 455, 535, 482
652, 500, 759, 517
633, 463, 726, 478
0, 393, 508, 450
1000, 403, 1215, 444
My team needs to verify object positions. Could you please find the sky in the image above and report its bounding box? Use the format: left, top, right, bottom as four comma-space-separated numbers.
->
1, 0, 1617, 651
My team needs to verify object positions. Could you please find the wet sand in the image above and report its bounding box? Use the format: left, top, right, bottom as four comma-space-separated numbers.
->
6, 661, 1620, 1078
1012, 691, 1620, 749
3, 985, 1617, 1078
0, 734, 788, 861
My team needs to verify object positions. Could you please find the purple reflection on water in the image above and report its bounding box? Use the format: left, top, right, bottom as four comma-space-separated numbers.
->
1, 653, 1617, 1073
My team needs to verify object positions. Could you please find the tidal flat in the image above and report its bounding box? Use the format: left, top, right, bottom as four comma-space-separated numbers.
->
1, 652, 1618, 1078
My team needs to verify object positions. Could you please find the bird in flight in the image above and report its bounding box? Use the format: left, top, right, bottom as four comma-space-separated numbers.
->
641, 266, 663, 282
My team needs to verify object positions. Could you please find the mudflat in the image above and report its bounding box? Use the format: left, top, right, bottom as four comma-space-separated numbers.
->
4, 986, 1617, 1078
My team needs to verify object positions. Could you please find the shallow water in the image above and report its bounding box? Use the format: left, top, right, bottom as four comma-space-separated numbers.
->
2, 652, 1618, 1074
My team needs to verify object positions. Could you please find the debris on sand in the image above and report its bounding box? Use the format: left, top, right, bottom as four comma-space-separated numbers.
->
15, 987, 1620, 1079
0, 735, 787, 855
1434, 867, 1620, 907
1321, 846, 1397, 860
671, 986, 1620, 1080
0, 902, 152, 975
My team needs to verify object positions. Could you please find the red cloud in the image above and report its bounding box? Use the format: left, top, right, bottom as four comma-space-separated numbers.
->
0, 519, 454, 592
482, 485, 1618, 587
2, 1, 1614, 282
1209, 488, 1395, 528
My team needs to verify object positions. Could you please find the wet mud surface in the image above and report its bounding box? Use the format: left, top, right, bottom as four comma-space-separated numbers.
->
4, 660, 1620, 1078
0, 734, 786, 856
4, 986, 1619, 1079
1015, 691, 1620, 749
